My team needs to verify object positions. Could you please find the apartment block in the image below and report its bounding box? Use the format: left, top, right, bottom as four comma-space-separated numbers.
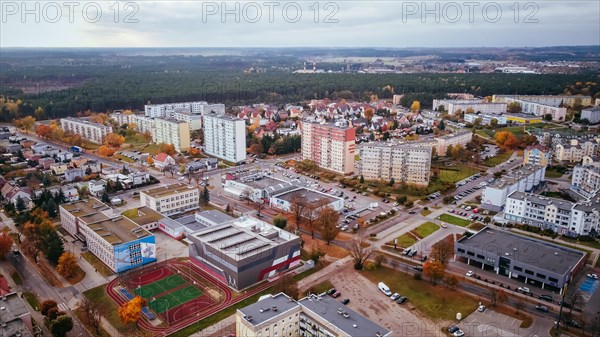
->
464, 113, 507, 125
435, 131, 473, 156
581, 106, 600, 124
493, 96, 567, 121
504, 191, 600, 236
59, 198, 156, 272
571, 165, 600, 199
555, 139, 599, 163
140, 183, 200, 216
448, 102, 507, 115
153, 118, 190, 153
145, 101, 225, 118
493, 95, 592, 108
110, 111, 134, 125
358, 142, 432, 186
481, 164, 546, 210
523, 144, 551, 167
203, 113, 246, 163
236, 293, 391, 337
60, 117, 113, 144
301, 120, 356, 175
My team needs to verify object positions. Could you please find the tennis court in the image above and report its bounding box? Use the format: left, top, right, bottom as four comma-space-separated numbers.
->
134, 274, 187, 298
147, 285, 204, 313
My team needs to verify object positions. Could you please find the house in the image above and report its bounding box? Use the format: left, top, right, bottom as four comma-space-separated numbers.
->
9, 190, 33, 210
80, 160, 102, 174
31, 144, 60, 156
153, 153, 176, 171
88, 179, 107, 197
61, 185, 80, 202
50, 162, 69, 175
64, 168, 85, 182
38, 157, 56, 169
186, 158, 218, 173
56, 151, 74, 162
3, 143, 22, 153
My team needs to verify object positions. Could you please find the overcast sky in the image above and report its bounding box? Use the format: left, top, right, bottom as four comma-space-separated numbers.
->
1, 1, 599, 47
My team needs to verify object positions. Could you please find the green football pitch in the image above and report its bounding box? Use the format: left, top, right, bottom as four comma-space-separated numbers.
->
147, 286, 204, 314
134, 274, 187, 298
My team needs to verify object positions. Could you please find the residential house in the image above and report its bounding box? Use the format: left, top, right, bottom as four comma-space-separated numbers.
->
50, 163, 69, 175
80, 160, 102, 174
65, 168, 85, 182
56, 152, 74, 162
88, 179, 107, 197
154, 153, 176, 171
38, 157, 56, 170
61, 185, 80, 202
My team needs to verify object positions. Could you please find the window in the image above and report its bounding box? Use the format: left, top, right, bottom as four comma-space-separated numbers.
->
514, 266, 523, 272
525, 269, 534, 275
549, 277, 558, 283
536, 273, 546, 279
467, 251, 474, 256
477, 254, 484, 259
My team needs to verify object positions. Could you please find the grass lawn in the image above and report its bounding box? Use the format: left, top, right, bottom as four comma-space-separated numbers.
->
359, 267, 479, 321
143, 143, 161, 156
84, 286, 149, 336
420, 209, 432, 216
435, 164, 477, 183
81, 251, 114, 277
483, 150, 513, 167
121, 208, 139, 218
306, 280, 334, 295
468, 222, 485, 231
475, 130, 493, 139
559, 237, 600, 250
66, 265, 86, 285
438, 214, 471, 227
545, 168, 565, 178
114, 154, 134, 163
387, 233, 418, 247
23, 292, 39, 310
413, 222, 439, 239
10, 271, 23, 285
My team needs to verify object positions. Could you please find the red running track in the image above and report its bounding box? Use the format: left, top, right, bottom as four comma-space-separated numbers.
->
105, 259, 274, 337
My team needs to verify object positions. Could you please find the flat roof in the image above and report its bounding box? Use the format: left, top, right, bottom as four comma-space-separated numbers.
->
274, 188, 339, 206
123, 207, 163, 226
176, 214, 207, 232
238, 293, 300, 325
457, 228, 585, 275
488, 164, 544, 189
196, 210, 235, 225
299, 294, 391, 337
508, 191, 574, 212
243, 176, 288, 190
141, 183, 197, 198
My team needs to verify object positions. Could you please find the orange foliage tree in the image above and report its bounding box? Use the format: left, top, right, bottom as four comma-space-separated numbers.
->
98, 146, 116, 157
104, 133, 125, 148
495, 131, 519, 150
0, 229, 14, 260
159, 143, 176, 155
423, 260, 445, 285
118, 296, 144, 325
56, 252, 78, 278
363, 108, 374, 121
36, 124, 52, 138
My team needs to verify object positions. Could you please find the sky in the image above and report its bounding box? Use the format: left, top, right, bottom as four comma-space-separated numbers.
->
1, 1, 599, 48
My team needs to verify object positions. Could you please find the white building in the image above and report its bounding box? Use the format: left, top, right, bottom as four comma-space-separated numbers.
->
140, 183, 200, 216
571, 165, 600, 199
110, 111, 135, 126
358, 142, 432, 186
301, 120, 356, 175
493, 95, 592, 108
447, 102, 507, 115
60, 117, 113, 144
88, 179, 107, 197
555, 139, 599, 163
492, 96, 568, 121
464, 113, 507, 125
581, 106, 600, 124
153, 118, 191, 153
435, 131, 473, 156
504, 191, 600, 236
145, 101, 225, 118
203, 113, 246, 163
270, 188, 344, 213
481, 164, 547, 210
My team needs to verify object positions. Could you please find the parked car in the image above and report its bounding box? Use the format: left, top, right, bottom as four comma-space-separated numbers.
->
390, 293, 400, 301
587, 273, 599, 279
466, 270, 474, 277
408, 210, 416, 214
420, 255, 428, 262
341, 298, 350, 305
539, 294, 553, 302
332, 291, 341, 298
326, 288, 336, 295
452, 330, 465, 337
447, 326, 459, 334
517, 287, 531, 295
396, 296, 407, 304
535, 305, 549, 312
440, 223, 448, 228
477, 305, 486, 312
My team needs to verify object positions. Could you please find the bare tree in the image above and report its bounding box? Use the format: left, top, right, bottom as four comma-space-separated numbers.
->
348, 238, 373, 270
289, 195, 307, 231
79, 298, 102, 336
489, 288, 508, 307
567, 290, 584, 318
306, 199, 328, 239
242, 186, 253, 204
431, 235, 455, 266
317, 207, 340, 245
515, 299, 524, 314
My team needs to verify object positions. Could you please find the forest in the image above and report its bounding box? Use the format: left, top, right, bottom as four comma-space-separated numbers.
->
0, 49, 598, 121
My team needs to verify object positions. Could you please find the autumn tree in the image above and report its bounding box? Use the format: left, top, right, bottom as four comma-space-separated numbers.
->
272, 215, 288, 230
241, 186, 253, 204
22, 221, 43, 263
57, 252, 78, 278
41, 300, 59, 317
118, 296, 144, 325
98, 145, 116, 157
423, 260, 445, 285
410, 100, 421, 112
431, 236, 454, 266
317, 206, 340, 245
50, 315, 73, 337
79, 298, 103, 336
36, 124, 52, 138
249, 143, 264, 154
306, 199, 327, 239
272, 274, 299, 300
14, 116, 36, 132
489, 288, 508, 307
289, 195, 307, 231
495, 131, 519, 150
147, 156, 154, 166
348, 238, 373, 270
364, 108, 374, 121
104, 133, 125, 148
159, 143, 176, 155
0, 229, 14, 260
507, 101, 522, 113
444, 274, 459, 290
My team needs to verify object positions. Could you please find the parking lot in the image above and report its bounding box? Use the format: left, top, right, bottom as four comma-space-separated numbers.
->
459, 308, 530, 337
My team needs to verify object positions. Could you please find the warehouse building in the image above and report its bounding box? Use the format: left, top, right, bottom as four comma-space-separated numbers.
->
455, 228, 586, 293
270, 188, 344, 213
188, 216, 301, 290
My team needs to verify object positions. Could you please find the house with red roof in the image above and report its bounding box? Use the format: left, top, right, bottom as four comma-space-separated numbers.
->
154, 153, 176, 171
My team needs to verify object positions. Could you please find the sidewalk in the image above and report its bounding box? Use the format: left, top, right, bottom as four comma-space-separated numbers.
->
189, 314, 236, 337
297, 256, 352, 291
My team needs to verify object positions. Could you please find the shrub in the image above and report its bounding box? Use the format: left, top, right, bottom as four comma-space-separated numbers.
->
413, 273, 422, 280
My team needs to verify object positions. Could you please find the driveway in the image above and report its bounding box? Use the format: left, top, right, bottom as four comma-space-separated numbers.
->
459, 307, 554, 337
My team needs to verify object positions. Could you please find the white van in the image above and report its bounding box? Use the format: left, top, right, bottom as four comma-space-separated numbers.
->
378, 282, 392, 296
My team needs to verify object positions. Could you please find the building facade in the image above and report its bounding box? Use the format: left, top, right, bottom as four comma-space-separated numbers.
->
481, 164, 546, 210
152, 118, 191, 153
435, 131, 473, 156
301, 120, 356, 175
493, 95, 592, 108
571, 165, 600, 199
581, 106, 600, 124
145, 101, 225, 118
270, 188, 345, 213
463, 113, 507, 125
188, 217, 301, 290
523, 144, 551, 167
358, 142, 431, 186
140, 183, 200, 216
60, 117, 113, 144
555, 139, 599, 163
203, 114, 247, 163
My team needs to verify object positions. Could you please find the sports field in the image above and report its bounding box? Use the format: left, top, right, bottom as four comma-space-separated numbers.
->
134, 274, 187, 298
147, 285, 204, 313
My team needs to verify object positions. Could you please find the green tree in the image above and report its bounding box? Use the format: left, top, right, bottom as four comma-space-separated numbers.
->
101, 191, 110, 203
15, 196, 27, 213
272, 215, 288, 229
50, 315, 73, 337
202, 186, 210, 205
437, 119, 446, 130
490, 118, 499, 128
544, 114, 553, 121
359, 175, 365, 184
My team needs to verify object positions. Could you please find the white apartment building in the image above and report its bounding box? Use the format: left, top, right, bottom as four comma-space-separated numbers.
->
571, 165, 600, 199
236, 293, 391, 337
131, 115, 156, 135
203, 114, 246, 163
435, 131, 473, 156
140, 183, 200, 216
581, 106, 600, 124
464, 113, 507, 125
493, 96, 568, 121
301, 120, 356, 175
504, 191, 600, 236
60, 117, 113, 144
110, 111, 134, 125
555, 139, 599, 163
153, 118, 191, 153
358, 142, 432, 186
493, 95, 592, 108
145, 101, 225, 118
59, 198, 156, 272
447, 102, 507, 115
481, 164, 547, 210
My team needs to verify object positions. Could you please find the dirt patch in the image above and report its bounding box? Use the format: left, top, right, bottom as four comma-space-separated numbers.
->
301, 234, 349, 259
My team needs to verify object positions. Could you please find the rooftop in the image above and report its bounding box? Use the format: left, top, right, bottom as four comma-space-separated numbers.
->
273, 188, 340, 207
488, 164, 544, 189
508, 191, 574, 212
457, 228, 586, 275
123, 207, 163, 226
196, 210, 235, 225
141, 183, 197, 199
62, 117, 109, 127
436, 130, 472, 139
238, 293, 301, 326
241, 176, 288, 190
0, 292, 33, 337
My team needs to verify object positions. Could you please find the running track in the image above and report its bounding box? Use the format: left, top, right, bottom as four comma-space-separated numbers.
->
106, 259, 275, 336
